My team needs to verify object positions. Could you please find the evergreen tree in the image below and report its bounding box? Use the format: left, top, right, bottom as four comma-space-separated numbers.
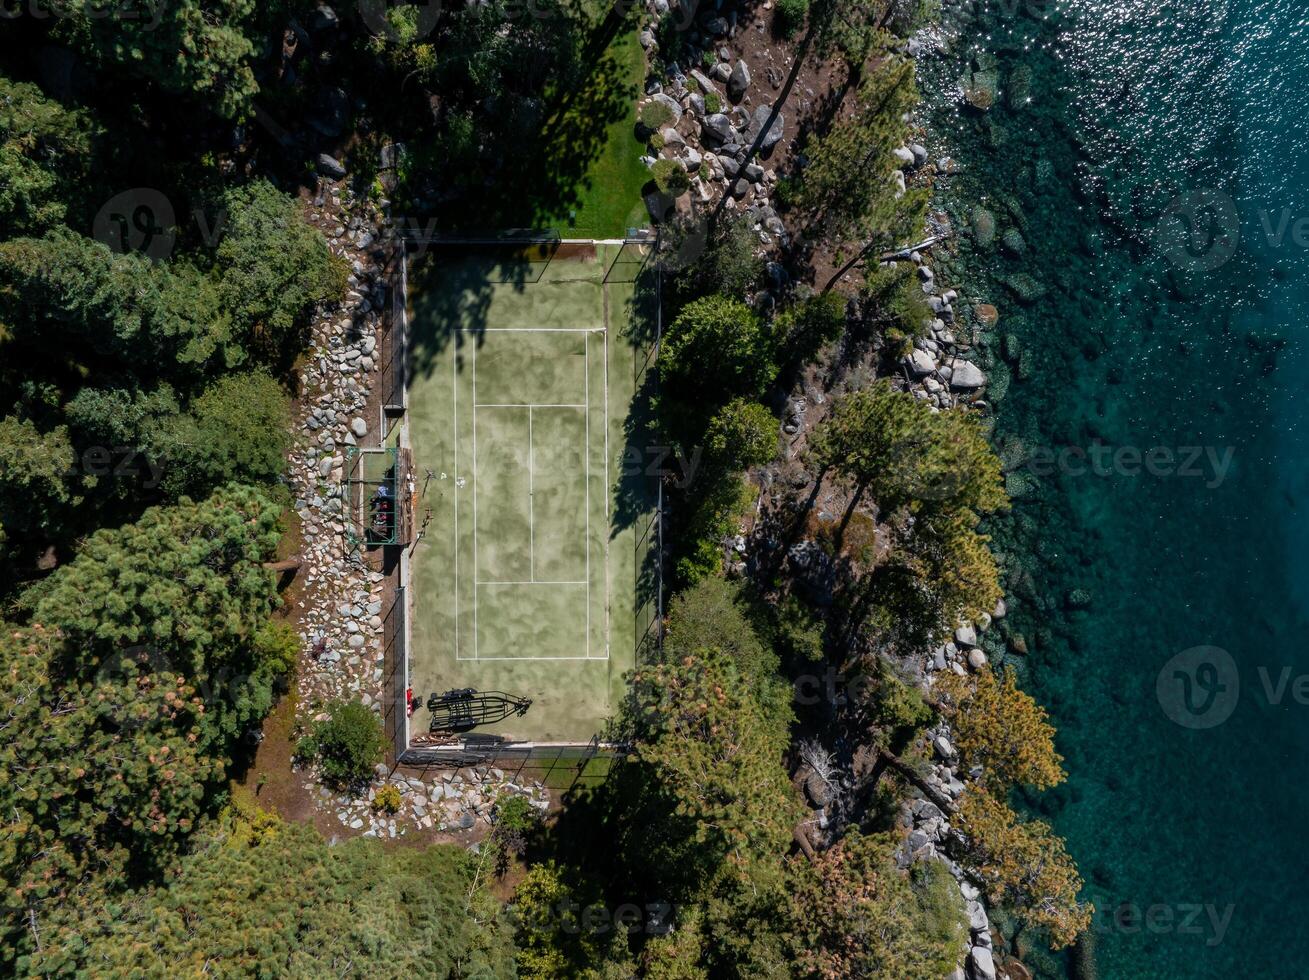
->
810, 381, 1006, 516
27, 802, 519, 977
785, 832, 966, 979
955, 789, 1092, 950
704, 398, 779, 473
28, 484, 285, 743
797, 57, 925, 246
0, 75, 102, 235
0, 416, 73, 545
54, 0, 264, 118
213, 180, 346, 361
936, 666, 1066, 792
0, 227, 237, 377
660, 296, 776, 410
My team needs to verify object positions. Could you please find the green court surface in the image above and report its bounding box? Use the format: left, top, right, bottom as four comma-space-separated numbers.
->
406, 243, 659, 743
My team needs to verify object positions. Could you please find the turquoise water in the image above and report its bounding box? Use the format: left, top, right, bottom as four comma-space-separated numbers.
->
921, 1, 1309, 976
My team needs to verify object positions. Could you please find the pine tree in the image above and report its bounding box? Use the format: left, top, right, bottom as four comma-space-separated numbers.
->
810, 381, 1006, 516
54, 0, 264, 118
0, 227, 236, 377
28, 485, 284, 745
797, 57, 925, 246
0, 75, 102, 235
27, 803, 519, 977
785, 831, 967, 979
936, 667, 1066, 792
955, 789, 1093, 950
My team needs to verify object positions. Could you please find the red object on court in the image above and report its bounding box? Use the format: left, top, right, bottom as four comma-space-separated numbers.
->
406, 687, 416, 716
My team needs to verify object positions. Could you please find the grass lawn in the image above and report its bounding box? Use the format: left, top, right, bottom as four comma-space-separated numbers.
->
542, 25, 651, 238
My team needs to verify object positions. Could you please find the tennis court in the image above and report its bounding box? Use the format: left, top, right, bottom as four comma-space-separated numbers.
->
405, 242, 659, 743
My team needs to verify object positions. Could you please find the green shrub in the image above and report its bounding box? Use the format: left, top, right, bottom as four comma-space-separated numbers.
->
675, 475, 755, 585
254, 620, 300, 679
298, 700, 387, 791
640, 100, 675, 132
705, 398, 779, 471
775, 292, 848, 369
704, 91, 723, 114
491, 794, 538, 873
661, 296, 776, 403
650, 131, 667, 151
373, 784, 403, 813
158, 369, 291, 496
651, 158, 690, 195
775, 0, 809, 37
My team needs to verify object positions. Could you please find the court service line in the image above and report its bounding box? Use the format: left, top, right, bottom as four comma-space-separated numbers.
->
453, 333, 459, 664
472, 339, 479, 662
528, 406, 534, 581
584, 330, 591, 662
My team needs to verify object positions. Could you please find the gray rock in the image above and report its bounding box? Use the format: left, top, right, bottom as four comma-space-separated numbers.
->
968, 946, 996, 980
702, 112, 735, 144
906, 349, 936, 377
950, 360, 986, 390
892, 146, 915, 167
966, 900, 989, 933
955, 624, 978, 647
660, 126, 686, 149
727, 59, 751, 101
933, 735, 957, 761
351, 417, 368, 438
909, 143, 929, 166
711, 62, 732, 83
1001, 227, 1028, 256
651, 92, 683, 124
683, 147, 703, 172
748, 105, 785, 152
970, 206, 997, 248
967, 648, 988, 670
689, 68, 719, 97
317, 153, 347, 180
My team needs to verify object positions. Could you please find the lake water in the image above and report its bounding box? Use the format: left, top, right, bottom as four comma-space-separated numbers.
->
919, 1, 1309, 976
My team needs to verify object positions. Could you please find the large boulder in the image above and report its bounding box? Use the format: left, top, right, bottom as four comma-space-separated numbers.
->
728, 59, 751, 102
651, 92, 683, 125
968, 947, 996, 980
905, 349, 936, 377
950, 360, 987, 390
702, 112, 735, 144
970, 206, 997, 248
317, 153, 347, 180
748, 104, 785, 152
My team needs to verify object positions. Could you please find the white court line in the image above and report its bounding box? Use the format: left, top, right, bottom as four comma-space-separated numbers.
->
478, 581, 587, 586
473, 339, 479, 661
585, 331, 591, 662
453, 334, 458, 663
473, 327, 597, 332
601, 321, 610, 661
528, 406, 534, 581
477, 403, 586, 408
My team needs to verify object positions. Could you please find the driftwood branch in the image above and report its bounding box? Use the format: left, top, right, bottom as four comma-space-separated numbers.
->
877, 747, 956, 814
878, 233, 949, 262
